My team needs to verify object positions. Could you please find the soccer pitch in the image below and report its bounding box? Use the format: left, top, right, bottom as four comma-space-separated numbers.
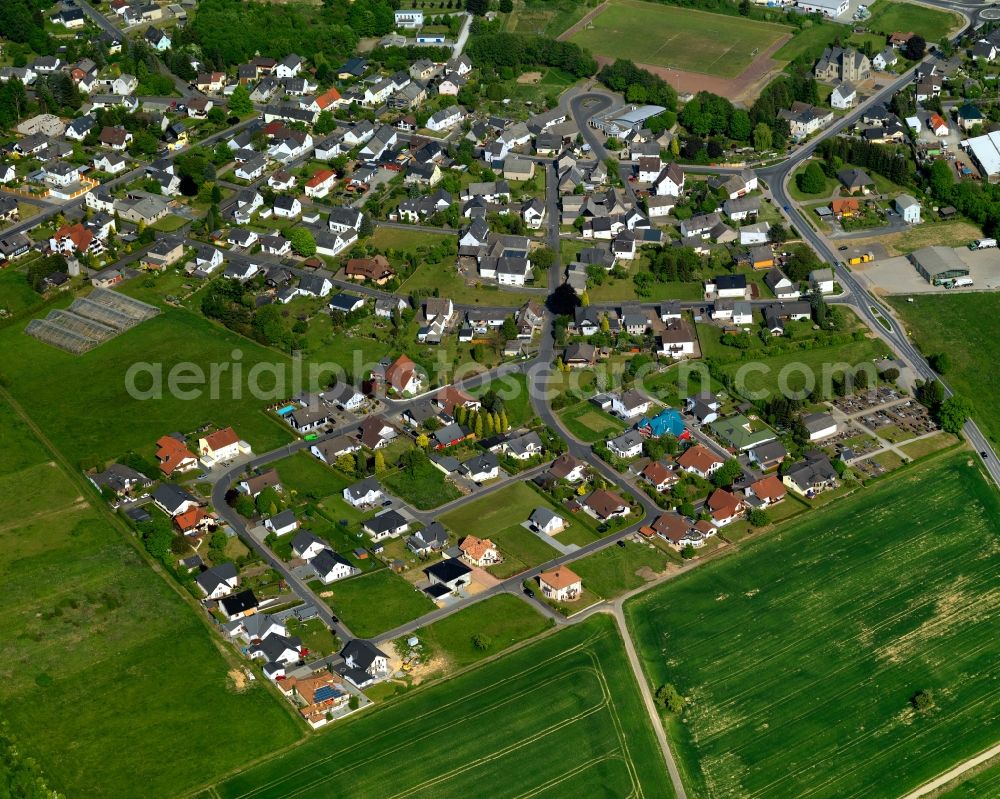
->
209, 616, 674, 799
626, 452, 1000, 799
567, 0, 790, 78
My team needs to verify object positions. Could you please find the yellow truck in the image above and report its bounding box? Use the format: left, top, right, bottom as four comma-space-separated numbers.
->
847, 252, 874, 266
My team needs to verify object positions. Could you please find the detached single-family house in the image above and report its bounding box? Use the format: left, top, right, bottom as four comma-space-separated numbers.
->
529, 507, 566, 535
677, 444, 724, 478
459, 535, 500, 567
265, 509, 299, 537
538, 567, 582, 602
196, 562, 239, 599
343, 477, 383, 508
363, 509, 409, 541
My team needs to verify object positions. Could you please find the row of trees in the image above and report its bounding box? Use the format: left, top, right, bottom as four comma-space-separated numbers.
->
925, 158, 1000, 236
466, 32, 597, 78
597, 59, 678, 111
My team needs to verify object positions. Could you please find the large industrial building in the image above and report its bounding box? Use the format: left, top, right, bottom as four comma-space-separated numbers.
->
590, 105, 666, 137
908, 246, 970, 285
962, 130, 1000, 180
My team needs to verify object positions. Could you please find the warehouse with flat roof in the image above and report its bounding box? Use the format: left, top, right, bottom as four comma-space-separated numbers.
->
590, 105, 666, 136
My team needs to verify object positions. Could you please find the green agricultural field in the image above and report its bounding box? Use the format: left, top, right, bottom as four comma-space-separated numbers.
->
318, 569, 436, 639
626, 453, 1000, 799
209, 615, 675, 799
0, 398, 299, 799
572, 539, 672, 598
888, 293, 1000, 447
865, 0, 961, 40
441, 481, 600, 555
718, 337, 890, 399
412, 594, 553, 669
559, 400, 627, 443
0, 306, 295, 467
567, 0, 790, 78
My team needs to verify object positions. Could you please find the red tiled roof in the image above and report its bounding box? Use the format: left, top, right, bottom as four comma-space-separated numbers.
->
315, 86, 341, 109
203, 427, 239, 452
306, 169, 335, 188
539, 566, 580, 590
751, 475, 786, 502
384, 355, 416, 391
678, 445, 723, 474
156, 435, 195, 475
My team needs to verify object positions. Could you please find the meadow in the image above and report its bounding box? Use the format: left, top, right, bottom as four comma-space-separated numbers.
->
317, 568, 437, 639
441, 481, 602, 563
0, 305, 295, 467
567, 0, 790, 77
209, 615, 675, 799
865, 0, 961, 40
888, 293, 1000, 447
411, 594, 553, 669
625, 452, 1000, 799
0, 396, 300, 799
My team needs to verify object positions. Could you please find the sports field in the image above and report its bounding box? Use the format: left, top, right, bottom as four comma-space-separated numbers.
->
209, 615, 675, 799
0, 396, 299, 798
567, 0, 791, 78
625, 452, 1000, 799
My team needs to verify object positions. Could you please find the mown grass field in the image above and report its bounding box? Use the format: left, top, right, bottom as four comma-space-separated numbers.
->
567, 0, 790, 77
888, 293, 1000, 447
440, 481, 601, 565
572, 539, 672, 598
625, 452, 1000, 799
865, 0, 961, 40
0, 396, 300, 799
0, 305, 295, 467
210, 615, 675, 799
411, 594, 553, 669
317, 568, 436, 638
558, 399, 627, 443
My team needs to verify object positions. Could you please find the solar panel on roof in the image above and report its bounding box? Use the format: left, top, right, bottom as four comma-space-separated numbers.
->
314, 685, 339, 701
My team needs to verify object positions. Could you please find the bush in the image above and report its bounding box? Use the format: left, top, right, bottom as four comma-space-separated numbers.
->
910, 689, 934, 712
655, 683, 686, 713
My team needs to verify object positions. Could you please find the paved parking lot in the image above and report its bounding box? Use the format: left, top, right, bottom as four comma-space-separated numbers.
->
853, 247, 1000, 294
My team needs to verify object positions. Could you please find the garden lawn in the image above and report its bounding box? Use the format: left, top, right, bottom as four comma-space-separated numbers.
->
888, 293, 1000, 447
558, 400, 627, 443
0, 398, 299, 799
268, 450, 347, 503
210, 615, 675, 799
567, 0, 790, 78
0, 266, 44, 317
486, 523, 561, 577
383, 456, 462, 509
370, 225, 455, 252
0, 306, 294, 467
773, 20, 844, 62
470, 371, 535, 427
320, 568, 436, 639
440, 481, 599, 553
571, 540, 670, 599
625, 452, 1000, 799
412, 594, 553, 669
398, 261, 539, 305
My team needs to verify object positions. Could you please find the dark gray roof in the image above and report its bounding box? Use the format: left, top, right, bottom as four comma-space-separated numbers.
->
195, 562, 238, 594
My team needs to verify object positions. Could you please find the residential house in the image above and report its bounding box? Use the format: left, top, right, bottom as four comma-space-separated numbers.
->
363, 509, 409, 541
608, 430, 644, 460
537, 567, 582, 602
152, 483, 198, 517
802, 411, 838, 440
783, 451, 839, 495
196, 562, 239, 599
264, 509, 299, 537
584, 489, 629, 521
343, 477, 382, 508
529, 507, 566, 535
460, 535, 500, 567
677, 444, 724, 478
424, 558, 472, 594
338, 640, 389, 688
749, 474, 787, 506
312, 549, 359, 584
155, 434, 198, 475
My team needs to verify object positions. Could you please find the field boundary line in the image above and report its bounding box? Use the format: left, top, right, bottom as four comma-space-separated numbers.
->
898, 743, 1000, 799
512, 754, 628, 799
